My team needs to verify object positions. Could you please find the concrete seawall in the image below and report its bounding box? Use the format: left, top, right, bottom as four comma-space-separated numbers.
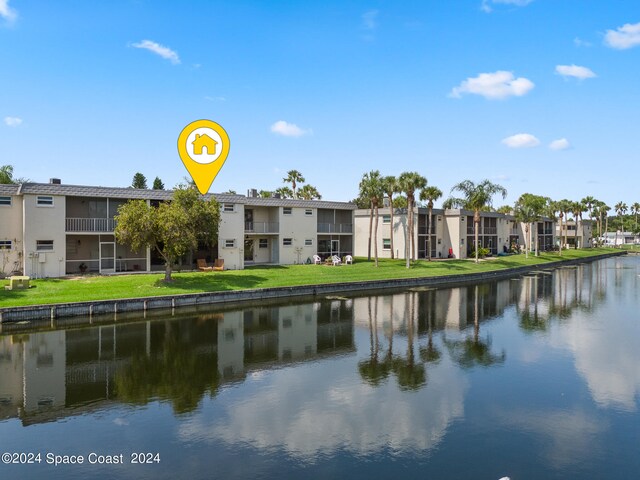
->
0, 251, 626, 324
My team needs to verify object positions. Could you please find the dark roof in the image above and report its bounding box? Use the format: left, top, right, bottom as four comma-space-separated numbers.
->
15, 183, 356, 209
0, 184, 20, 195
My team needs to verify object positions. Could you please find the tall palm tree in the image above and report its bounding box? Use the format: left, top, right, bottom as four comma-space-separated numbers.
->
380, 176, 399, 259
557, 199, 572, 251
514, 203, 537, 259
283, 170, 305, 199
602, 203, 611, 244
419, 186, 442, 261
631, 202, 640, 231
581, 196, 597, 221
614, 201, 628, 247
298, 184, 322, 200
398, 172, 427, 268
447, 180, 507, 263
547, 200, 562, 255
359, 170, 383, 263
571, 201, 585, 249
0, 165, 14, 184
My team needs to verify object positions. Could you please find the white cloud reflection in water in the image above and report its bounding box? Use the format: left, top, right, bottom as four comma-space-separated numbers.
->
177, 353, 468, 461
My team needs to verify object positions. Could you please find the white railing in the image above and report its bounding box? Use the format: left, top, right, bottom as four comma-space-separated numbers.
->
245, 222, 279, 233
66, 218, 116, 232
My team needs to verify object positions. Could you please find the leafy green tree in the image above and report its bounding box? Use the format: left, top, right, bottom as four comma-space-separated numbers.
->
0, 165, 29, 184
258, 190, 272, 198
392, 196, 408, 208
115, 187, 220, 281
132, 172, 148, 189
447, 179, 507, 263
419, 186, 442, 261
496, 205, 513, 214
380, 176, 399, 259
274, 186, 293, 199
398, 172, 427, 267
359, 170, 383, 265
283, 170, 305, 198
298, 184, 322, 200
152, 177, 165, 190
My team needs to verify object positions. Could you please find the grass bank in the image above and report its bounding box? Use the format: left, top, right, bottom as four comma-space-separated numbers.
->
0, 248, 622, 308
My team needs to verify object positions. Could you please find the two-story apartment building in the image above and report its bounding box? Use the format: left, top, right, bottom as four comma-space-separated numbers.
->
0, 180, 355, 278
354, 206, 555, 259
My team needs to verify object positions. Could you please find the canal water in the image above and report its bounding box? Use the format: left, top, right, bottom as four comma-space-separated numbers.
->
0, 256, 638, 479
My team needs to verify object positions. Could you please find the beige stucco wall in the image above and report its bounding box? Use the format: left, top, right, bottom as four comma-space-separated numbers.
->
278, 206, 317, 264
0, 194, 24, 276
22, 194, 66, 278
218, 202, 244, 270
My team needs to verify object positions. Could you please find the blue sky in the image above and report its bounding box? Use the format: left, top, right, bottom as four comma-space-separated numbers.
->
1, 0, 639, 208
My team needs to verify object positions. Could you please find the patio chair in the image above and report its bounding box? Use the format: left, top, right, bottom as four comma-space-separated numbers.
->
331, 255, 342, 266
344, 255, 353, 264
197, 259, 213, 271
213, 258, 224, 271
313, 254, 322, 264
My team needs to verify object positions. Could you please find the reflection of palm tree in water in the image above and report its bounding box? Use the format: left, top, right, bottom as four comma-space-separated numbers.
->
392, 293, 426, 391
445, 285, 505, 369
420, 303, 441, 364
358, 297, 390, 386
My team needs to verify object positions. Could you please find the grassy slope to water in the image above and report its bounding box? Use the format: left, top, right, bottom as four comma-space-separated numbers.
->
0, 248, 623, 308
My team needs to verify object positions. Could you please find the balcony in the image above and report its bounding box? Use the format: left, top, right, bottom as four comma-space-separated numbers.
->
245, 222, 279, 234
417, 226, 436, 235
317, 223, 353, 234
466, 226, 497, 235
66, 217, 116, 232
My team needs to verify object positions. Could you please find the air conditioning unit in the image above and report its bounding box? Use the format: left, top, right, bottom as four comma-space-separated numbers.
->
38, 252, 47, 263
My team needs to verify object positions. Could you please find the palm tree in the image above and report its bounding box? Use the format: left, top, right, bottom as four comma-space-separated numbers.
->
571, 201, 585, 249
447, 180, 507, 263
0, 165, 14, 184
614, 201, 628, 247
581, 196, 597, 221
557, 199, 572, 251
602, 203, 611, 244
283, 170, 305, 199
398, 172, 427, 268
419, 186, 442, 261
380, 176, 399, 259
547, 200, 561, 255
631, 202, 640, 231
514, 203, 537, 259
274, 186, 293, 199
298, 184, 322, 200
496, 205, 513, 214
359, 170, 383, 263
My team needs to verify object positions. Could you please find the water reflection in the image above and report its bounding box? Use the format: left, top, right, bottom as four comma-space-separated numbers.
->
0, 256, 639, 478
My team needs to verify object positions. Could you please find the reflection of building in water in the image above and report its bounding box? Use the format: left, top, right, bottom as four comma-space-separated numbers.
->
0, 332, 66, 421
0, 299, 354, 424
352, 280, 515, 334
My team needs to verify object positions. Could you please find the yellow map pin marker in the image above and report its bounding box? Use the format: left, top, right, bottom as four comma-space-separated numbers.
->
177, 119, 230, 194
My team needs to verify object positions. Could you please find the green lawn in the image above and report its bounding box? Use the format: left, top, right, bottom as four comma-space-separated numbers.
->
0, 248, 621, 308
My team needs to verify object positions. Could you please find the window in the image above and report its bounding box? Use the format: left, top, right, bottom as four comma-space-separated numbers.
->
283, 238, 293, 246
305, 239, 313, 246
259, 239, 268, 248
223, 203, 234, 212
305, 209, 313, 216
224, 239, 236, 248
382, 238, 391, 250
36, 240, 54, 251
0, 196, 11, 206
382, 214, 391, 224
37, 196, 54, 206
0, 240, 12, 249
283, 207, 292, 215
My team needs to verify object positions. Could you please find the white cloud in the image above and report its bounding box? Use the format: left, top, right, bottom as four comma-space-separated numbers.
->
555, 64, 596, 80
362, 10, 378, 30
131, 40, 180, 64
549, 138, 570, 151
0, 0, 17, 22
270, 120, 310, 137
604, 22, 640, 49
481, 0, 533, 13
502, 133, 540, 148
3, 116, 22, 127
573, 37, 592, 48
450, 71, 534, 100
204, 96, 226, 102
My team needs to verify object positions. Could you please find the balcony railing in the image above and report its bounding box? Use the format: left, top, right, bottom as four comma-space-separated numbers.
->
245, 222, 279, 233
466, 226, 497, 235
317, 223, 353, 233
66, 217, 116, 232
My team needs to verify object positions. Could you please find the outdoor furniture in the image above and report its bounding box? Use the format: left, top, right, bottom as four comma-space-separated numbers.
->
344, 255, 353, 264
313, 254, 322, 264
5, 276, 30, 290
197, 259, 213, 271
331, 255, 342, 266
213, 259, 224, 271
